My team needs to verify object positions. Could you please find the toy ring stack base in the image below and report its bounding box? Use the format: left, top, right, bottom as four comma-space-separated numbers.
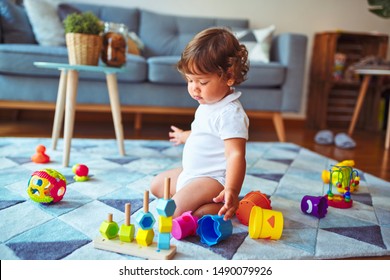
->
326, 194, 353, 209
248, 206, 283, 240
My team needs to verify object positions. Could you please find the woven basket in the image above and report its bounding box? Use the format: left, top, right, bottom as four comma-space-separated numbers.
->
66, 33, 102, 66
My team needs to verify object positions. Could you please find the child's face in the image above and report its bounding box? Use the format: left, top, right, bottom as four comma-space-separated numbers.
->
185, 73, 231, 105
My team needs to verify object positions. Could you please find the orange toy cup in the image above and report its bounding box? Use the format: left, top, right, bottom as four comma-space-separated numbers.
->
236, 191, 272, 225
248, 206, 283, 240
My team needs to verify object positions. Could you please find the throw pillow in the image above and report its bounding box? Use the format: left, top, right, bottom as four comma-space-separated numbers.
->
57, 3, 82, 22
234, 25, 276, 63
0, 0, 36, 43
24, 0, 65, 46
127, 31, 144, 55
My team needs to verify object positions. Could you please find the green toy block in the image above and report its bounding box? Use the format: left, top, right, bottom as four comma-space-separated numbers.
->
136, 228, 154, 246
158, 215, 173, 233
136, 211, 156, 230
99, 213, 119, 239
158, 232, 171, 250
156, 199, 176, 217
119, 224, 135, 242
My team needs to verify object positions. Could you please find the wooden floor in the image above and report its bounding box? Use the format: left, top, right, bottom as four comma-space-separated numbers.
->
1, 109, 389, 182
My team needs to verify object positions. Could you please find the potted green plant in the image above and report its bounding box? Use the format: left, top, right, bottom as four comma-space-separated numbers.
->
63, 11, 104, 66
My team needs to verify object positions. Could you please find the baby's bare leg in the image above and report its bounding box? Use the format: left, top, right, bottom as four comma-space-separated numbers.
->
172, 177, 224, 218
150, 167, 182, 198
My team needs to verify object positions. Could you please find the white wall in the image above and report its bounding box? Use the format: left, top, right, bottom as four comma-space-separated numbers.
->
67, 0, 390, 118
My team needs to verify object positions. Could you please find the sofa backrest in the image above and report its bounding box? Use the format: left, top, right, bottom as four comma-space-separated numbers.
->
71, 3, 140, 34
74, 4, 249, 58
139, 10, 249, 57
0, 1, 249, 58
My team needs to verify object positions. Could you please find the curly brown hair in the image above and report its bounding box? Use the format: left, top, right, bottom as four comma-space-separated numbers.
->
177, 27, 249, 85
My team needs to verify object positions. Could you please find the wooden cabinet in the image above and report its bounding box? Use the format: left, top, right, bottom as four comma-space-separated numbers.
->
307, 31, 389, 130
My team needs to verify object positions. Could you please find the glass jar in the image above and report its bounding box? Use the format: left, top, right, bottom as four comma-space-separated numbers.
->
101, 22, 128, 67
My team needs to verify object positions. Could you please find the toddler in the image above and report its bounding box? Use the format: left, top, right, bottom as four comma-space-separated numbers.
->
150, 27, 249, 221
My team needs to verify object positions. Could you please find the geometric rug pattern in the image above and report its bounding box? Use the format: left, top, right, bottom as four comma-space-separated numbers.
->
1, 137, 389, 260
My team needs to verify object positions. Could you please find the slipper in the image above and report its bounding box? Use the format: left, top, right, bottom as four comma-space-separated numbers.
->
314, 130, 334, 145
335, 132, 356, 149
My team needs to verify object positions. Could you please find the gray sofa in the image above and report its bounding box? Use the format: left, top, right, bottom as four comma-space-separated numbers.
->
0, 1, 307, 141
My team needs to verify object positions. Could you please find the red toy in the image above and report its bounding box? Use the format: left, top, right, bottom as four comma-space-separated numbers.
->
72, 164, 89, 182
31, 145, 50, 163
27, 168, 67, 204
236, 191, 272, 225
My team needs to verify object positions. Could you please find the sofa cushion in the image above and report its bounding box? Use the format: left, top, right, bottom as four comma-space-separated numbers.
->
148, 56, 184, 85
243, 61, 285, 87
0, 0, 36, 44
139, 10, 248, 58
0, 44, 147, 82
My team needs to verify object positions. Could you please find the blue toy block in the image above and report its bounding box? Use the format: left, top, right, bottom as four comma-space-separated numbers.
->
156, 198, 176, 217
136, 211, 156, 230
157, 232, 171, 250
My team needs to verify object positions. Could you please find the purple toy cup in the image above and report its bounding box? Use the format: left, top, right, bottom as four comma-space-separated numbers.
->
301, 195, 328, 218
171, 211, 199, 240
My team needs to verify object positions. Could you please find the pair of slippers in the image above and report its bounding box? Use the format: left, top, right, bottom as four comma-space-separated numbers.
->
314, 130, 356, 149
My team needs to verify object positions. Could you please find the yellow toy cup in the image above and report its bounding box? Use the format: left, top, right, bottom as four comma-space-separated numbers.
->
248, 206, 283, 240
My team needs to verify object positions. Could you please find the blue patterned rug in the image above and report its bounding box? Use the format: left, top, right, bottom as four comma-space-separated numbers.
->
1, 137, 390, 260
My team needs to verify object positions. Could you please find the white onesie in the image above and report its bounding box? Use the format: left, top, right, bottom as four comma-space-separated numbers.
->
176, 91, 249, 191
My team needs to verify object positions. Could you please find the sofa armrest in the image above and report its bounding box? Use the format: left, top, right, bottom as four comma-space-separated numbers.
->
0, 20, 3, 43
271, 33, 308, 112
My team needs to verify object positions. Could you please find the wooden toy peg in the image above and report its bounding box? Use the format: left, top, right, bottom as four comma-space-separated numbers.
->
164, 177, 171, 200
125, 203, 131, 226
107, 213, 113, 222
144, 190, 149, 213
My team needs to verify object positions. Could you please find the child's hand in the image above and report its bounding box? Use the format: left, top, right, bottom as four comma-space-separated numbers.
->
169, 126, 189, 145
213, 189, 239, 221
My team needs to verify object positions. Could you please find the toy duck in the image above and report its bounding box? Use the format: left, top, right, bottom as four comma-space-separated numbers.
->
31, 145, 50, 164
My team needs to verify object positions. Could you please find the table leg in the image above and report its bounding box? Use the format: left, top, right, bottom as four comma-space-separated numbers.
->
106, 73, 125, 156
51, 69, 67, 150
348, 75, 371, 136
272, 112, 286, 142
386, 99, 390, 149
63, 70, 79, 167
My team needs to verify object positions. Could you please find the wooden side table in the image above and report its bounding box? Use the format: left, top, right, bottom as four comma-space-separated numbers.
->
34, 62, 126, 166
348, 68, 390, 149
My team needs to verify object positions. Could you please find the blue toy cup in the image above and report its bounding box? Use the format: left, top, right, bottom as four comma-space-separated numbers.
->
196, 215, 232, 246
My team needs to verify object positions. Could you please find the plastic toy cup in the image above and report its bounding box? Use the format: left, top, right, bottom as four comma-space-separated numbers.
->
236, 191, 272, 226
301, 195, 328, 218
196, 214, 232, 246
171, 211, 199, 240
248, 206, 283, 240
